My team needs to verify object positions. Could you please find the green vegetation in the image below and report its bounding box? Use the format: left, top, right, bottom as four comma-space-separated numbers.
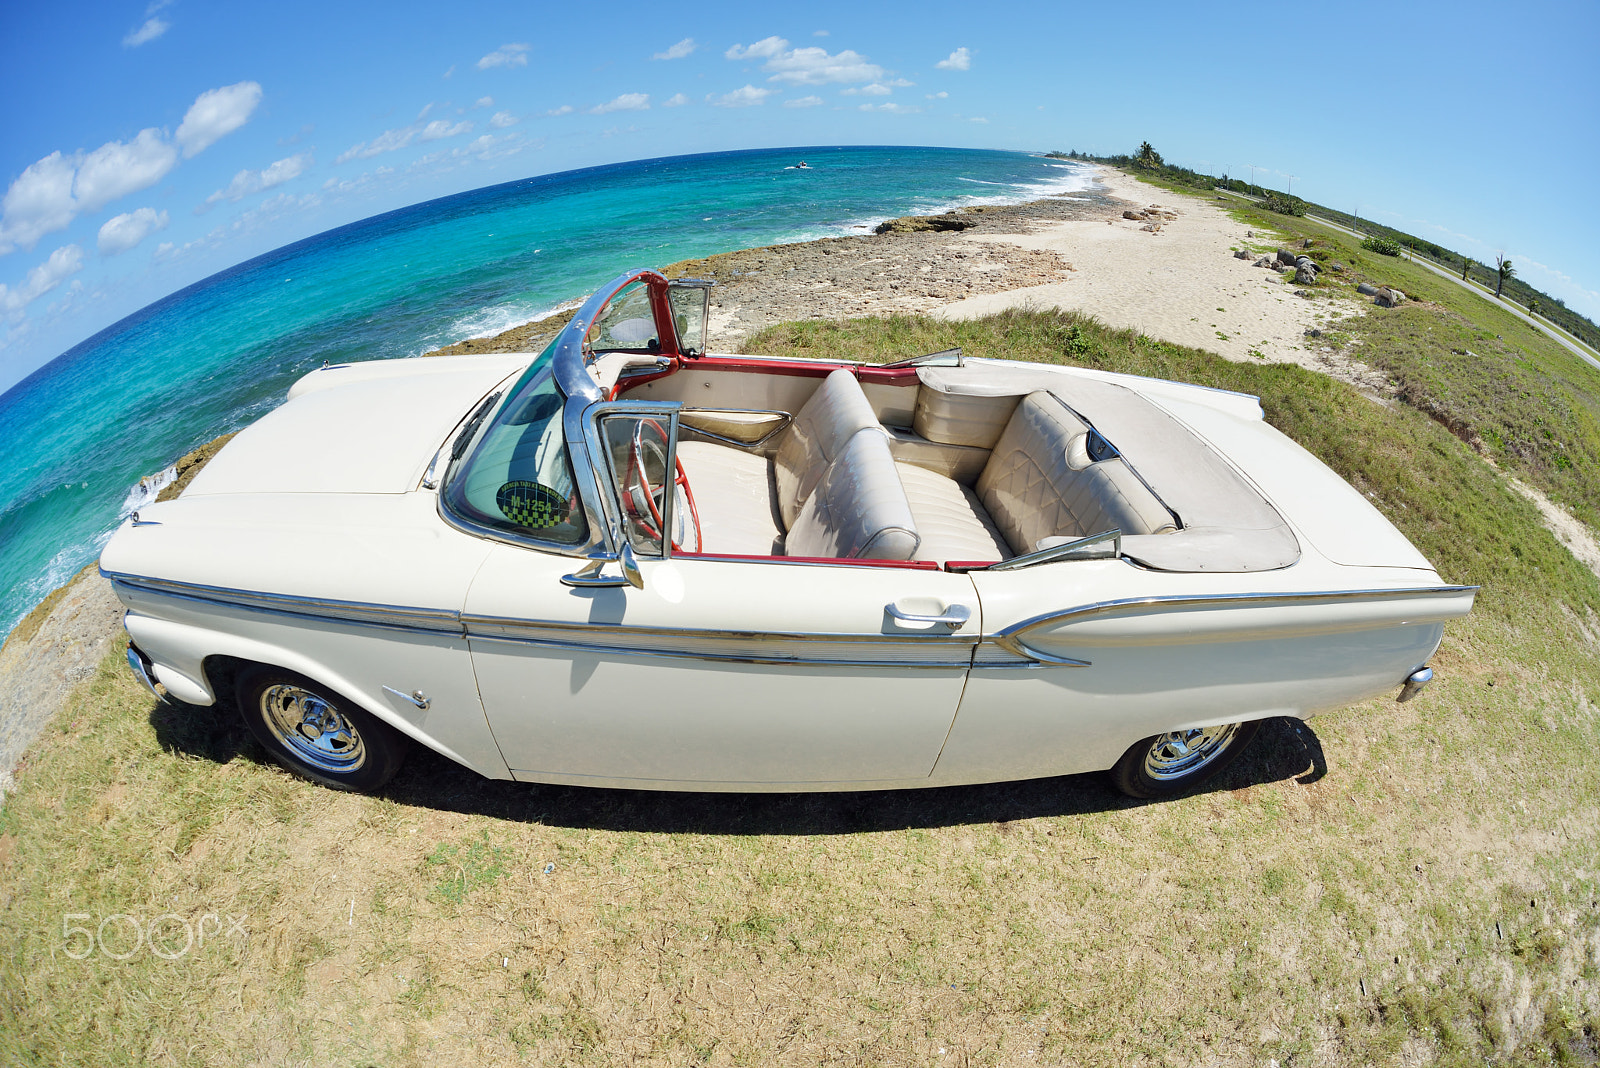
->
7, 295, 1597, 1064
1259, 194, 1307, 217
1363, 235, 1404, 257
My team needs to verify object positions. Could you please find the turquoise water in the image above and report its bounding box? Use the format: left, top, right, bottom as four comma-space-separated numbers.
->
0, 145, 1092, 634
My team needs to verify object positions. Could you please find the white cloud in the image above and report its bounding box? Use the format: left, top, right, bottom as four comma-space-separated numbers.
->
662, 93, 690, 108
490, 111, 519, 128
725, 36, 788, 61
202, 152, 313, 208
936, 47, 971, 71
477, 43, 529, 70
968, 116, 989, 123
842, 82, 894, 96
727, 36, 884, 86
653, 37, 695, 60
122, 16, 168, 47
73, 128, 179, 212
337, 126, 417, 164
0, 244, 84, 316
783, 95, 824, 108
858, 102, 921, 114
813, 29, 829, 36
926, 91, 948, 99
475, 96, 494, 108
545, 105, 574, 117
419, 119, 473, 142
175, 82, 263, 158
710, 85, 774, 107
97, 207, 169, 255
336, 113, 472, 164
590, 93, 650, 114
0, 153, 79, 254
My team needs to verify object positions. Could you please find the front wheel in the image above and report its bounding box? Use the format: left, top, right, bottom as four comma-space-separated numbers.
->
1109, 720, 1262, 799
235, 666, 407, 792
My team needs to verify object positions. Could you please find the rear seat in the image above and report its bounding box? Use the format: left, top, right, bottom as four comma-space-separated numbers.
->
902, 391, 1176, 561
677, 368, 921, 560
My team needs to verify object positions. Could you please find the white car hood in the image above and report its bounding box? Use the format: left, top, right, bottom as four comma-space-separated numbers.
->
183, 355, 529, 497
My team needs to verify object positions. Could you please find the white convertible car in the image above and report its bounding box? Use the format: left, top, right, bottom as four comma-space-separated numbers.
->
102, 269, 1474, 798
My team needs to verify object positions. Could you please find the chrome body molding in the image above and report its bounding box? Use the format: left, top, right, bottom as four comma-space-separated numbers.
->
104, 569, 464, 635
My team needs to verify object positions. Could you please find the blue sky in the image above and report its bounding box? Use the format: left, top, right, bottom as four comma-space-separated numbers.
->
2, 0, 1596, 393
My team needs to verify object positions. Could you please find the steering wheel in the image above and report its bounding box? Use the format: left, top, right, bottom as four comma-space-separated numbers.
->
623, 418, 702, 553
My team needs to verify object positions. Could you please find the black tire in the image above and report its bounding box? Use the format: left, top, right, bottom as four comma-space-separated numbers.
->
235, 666, 407, 792
1109, 720, 1263, 799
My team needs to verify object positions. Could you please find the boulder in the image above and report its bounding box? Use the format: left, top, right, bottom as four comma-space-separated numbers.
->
1295, 255, 1316, 269
1302, 238, 1315, 249
1123, 210, 1147, 221
1254, 256, 1276, 268
1234, 249, 1252, 259
1295, 264, 1319, 284
1374, 287, 1407, 308
1329, 261, 1347, 272
1276, 249, 1298, 266
1357, 282, 1380, 296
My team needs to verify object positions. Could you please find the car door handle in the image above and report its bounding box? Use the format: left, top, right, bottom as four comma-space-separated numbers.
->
884, 602, 971, 631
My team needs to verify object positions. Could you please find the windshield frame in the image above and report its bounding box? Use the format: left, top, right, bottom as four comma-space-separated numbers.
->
438, 268, 685, 558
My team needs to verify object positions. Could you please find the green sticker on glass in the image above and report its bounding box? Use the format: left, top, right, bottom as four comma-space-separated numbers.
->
496, 480, 570, 530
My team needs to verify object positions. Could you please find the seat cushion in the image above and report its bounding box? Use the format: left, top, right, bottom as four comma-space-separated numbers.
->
976, 392, 1176, 555
676, 441, 784, 555
773, 368, 882, 528
896, 461, 1010, 563
786, 430, 919, 560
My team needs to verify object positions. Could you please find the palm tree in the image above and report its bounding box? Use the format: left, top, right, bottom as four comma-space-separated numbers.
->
1136, 142, 1163, 169
1495, 253, 1515, 297
1460, 257, 1474, 282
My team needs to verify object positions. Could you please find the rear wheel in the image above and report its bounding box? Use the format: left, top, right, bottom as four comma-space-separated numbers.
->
235, 666, 407, 792
1109, 720, 1262, 799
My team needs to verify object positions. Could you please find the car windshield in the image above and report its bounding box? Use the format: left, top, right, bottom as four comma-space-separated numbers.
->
441, 342, 589, 546
584, 280, 659, 355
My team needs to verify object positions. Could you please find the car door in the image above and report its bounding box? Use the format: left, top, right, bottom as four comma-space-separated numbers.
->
463, 405, 979, 789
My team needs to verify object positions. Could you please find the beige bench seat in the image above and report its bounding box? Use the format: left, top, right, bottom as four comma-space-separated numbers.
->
895, 462, 1010, 562
676, 368, 921, 561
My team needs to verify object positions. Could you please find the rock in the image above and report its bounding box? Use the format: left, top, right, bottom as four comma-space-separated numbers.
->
1245, 230, 1254, 237
874, 214, 975, 234
1302, 238, 1314, 249
1306, 328, 1323, 338
1254, 256, 1276, 268
1375, 287, 1406, 308
1357, 282, 1380, 296
1234, 249, 1252, 259
1296, 265, 1319, 284
1122, 210, 1147, 221
1276, 249, 1297, 266
1329, 261, 1346, 272
1140, 222, 1162, 232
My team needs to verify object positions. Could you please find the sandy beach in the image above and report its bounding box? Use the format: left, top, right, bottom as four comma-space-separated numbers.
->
432, 166, 1385, 391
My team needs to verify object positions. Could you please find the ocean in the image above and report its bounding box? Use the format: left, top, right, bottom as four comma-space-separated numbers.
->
0, 145, 1093, 635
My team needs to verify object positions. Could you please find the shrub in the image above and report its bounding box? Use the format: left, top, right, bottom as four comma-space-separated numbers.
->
1259, 195, 1306, 217
1363, 236, 1403, 257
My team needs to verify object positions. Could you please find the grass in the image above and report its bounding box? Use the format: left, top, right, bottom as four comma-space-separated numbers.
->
3, 247, 1600, 1062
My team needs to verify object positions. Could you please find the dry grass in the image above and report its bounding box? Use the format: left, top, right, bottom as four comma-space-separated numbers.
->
3, 311, 1599, 1066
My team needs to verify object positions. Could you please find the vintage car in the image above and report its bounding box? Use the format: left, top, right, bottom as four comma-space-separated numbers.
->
101, 268, 1475, 799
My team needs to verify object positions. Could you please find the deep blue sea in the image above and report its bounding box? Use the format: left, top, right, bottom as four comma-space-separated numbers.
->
0, 145, 1093, 634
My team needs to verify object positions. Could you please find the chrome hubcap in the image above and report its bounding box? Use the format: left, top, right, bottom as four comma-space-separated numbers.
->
1142, 723, 1239, 781
259, 684, 366, 773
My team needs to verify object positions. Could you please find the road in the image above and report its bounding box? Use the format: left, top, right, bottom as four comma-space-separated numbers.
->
1214, 189, 1600, 375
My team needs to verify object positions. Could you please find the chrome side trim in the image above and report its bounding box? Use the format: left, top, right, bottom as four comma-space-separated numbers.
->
105, 571, 464, 635
105, 569, 978, 667
465, 630, 976, 669
986, 529, 1120, 572
460, 612, 979, 648
989, 585, 1479, 663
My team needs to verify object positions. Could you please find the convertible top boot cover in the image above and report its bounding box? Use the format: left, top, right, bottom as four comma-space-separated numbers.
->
773, 368, 883, 528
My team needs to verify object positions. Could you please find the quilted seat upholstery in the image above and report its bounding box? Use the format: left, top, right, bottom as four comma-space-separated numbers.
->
976, 392, 1176, 555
